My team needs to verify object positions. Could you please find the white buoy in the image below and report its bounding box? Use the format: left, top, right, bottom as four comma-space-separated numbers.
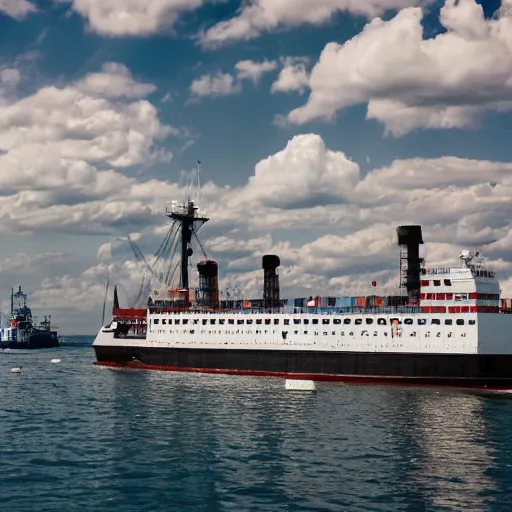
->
285, 379, 316, 391
50, 359, 61, 364
11, 367, 22, 373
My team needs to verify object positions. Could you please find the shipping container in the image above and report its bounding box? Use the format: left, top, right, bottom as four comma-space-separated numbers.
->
335, 297, 352, 307
294, 298, 306, 308
355, 297, 366, 307
366, 295, 384, 307
323, 297, 333, 307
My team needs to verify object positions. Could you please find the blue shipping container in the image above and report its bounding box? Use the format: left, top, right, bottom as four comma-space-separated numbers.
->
335, 297, 352, 307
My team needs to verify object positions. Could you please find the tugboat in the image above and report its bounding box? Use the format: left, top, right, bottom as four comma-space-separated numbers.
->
0, 286, 59, 349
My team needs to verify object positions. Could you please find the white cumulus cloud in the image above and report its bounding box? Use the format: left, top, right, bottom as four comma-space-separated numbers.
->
234, 133, 360, 209
0, 62, 178, 235
190, 59, 279, 99
190, 72, 241, 98
75, 62, 156, 98
271, 57, 310, 94
286, 0, 512, 136
0, 0, 36, 20
69, 0, 216, 37
200, 0, 429, 47
235, 59, 277, 84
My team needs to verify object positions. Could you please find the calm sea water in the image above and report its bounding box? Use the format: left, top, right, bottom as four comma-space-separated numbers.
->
1, 336, 512, 512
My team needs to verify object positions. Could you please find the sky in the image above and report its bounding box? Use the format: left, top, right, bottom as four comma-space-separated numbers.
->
1, 0, 512, 334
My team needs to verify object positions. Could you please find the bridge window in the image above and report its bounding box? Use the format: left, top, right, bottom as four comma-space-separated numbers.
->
456, 319, 464, 325
444, 279, 452, 286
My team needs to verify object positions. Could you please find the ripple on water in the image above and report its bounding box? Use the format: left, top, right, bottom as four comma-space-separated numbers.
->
2, 339, 512, 511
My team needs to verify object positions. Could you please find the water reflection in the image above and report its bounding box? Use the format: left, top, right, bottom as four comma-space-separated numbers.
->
406, 391, 496, 511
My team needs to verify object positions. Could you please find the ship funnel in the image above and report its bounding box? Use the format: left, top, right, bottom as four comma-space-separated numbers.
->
262, 255, 280, 312
197, 260, 219, 310
397, 225, 424, 303
112, 285, 120, 314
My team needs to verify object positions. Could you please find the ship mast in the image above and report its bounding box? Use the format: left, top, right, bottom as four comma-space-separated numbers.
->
166, 161, 209, 290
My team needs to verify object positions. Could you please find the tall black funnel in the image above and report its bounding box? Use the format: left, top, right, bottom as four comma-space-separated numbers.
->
262, 255, 280, 311
397, 225, 424, 302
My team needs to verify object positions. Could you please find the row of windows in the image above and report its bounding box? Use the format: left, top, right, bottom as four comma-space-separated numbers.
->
422, 279, 452, 287
151, 329, 467, 338
421, 292, 499, 301
152, 317, 475, 327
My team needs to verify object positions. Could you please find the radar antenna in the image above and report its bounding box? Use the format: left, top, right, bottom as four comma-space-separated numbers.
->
460, 250, 481, 268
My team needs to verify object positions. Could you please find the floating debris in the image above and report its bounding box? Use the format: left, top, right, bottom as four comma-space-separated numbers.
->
285, 379, 316, 391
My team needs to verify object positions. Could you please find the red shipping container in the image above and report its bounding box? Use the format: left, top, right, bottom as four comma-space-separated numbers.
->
355, 297, 366, 307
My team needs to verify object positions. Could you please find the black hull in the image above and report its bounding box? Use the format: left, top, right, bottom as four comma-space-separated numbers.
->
1, 332, 59, 350
94, 345, 512, 390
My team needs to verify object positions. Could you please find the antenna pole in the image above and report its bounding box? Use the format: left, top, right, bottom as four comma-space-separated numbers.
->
197, 160, 201, 209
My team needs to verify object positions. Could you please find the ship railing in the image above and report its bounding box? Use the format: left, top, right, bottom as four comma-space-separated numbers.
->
147, 306, 423, 315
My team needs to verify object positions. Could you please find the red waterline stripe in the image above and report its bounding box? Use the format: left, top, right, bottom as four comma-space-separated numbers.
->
95, 361, 512, 391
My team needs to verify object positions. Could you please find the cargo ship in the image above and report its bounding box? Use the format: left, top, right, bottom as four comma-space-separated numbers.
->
0, 286, 59, 349
93, 196, 512, 390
